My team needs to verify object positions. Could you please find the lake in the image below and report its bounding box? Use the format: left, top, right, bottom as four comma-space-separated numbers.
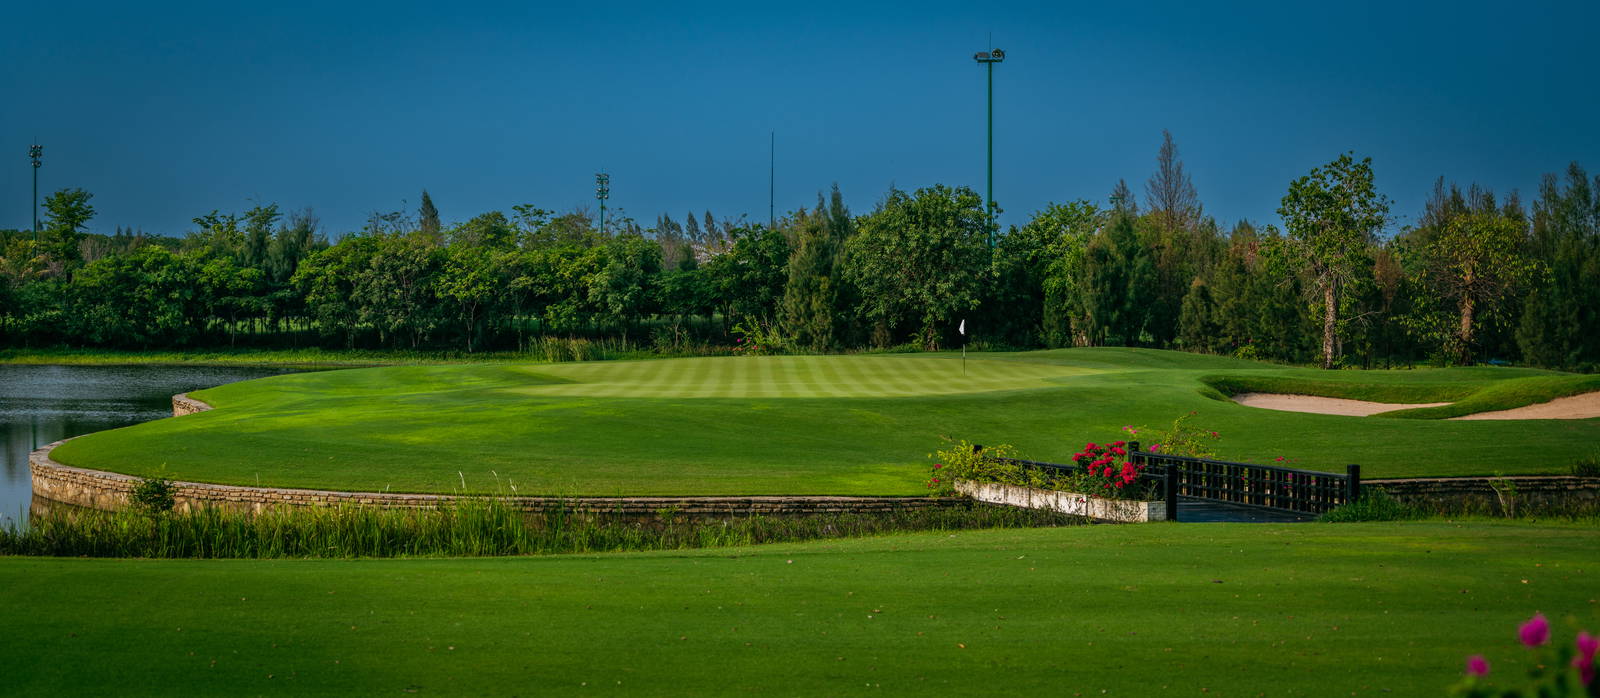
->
0, 364, 300, 526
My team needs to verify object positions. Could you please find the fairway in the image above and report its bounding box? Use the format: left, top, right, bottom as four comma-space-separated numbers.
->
2, 522, 1596, 695
48, 348, 1600, 495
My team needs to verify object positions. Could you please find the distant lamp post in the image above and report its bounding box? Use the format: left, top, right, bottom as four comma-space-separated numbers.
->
595, 173, 610, 235
29, 143, 43, 238
973, 47, 1005, 247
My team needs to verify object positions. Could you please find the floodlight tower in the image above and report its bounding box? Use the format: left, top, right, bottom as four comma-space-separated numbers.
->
973, 47, 1005, 247
595, 172, 610, 235
29, 143, 43, 238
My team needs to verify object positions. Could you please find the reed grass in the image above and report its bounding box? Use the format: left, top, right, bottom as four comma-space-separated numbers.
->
0, 499, 1084, 559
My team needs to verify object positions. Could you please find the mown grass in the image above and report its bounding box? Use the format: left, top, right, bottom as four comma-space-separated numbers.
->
1, 521, 1595, 695
46, 348, 1600, 493
0, 501, 1080, 558
1380, 373, 1600, 419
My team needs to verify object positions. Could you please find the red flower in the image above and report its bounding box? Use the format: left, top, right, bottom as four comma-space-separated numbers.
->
933, 464, 943, 470
1101, 467, 1113, 477
931, 478, 940, 484
1113, 440, 1125, 447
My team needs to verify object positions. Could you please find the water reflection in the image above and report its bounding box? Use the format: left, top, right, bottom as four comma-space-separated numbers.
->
0, 364, 302, 526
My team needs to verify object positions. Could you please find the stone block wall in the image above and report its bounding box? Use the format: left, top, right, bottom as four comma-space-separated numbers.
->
29, 439, 957, 517
1369, 476, 1600, 514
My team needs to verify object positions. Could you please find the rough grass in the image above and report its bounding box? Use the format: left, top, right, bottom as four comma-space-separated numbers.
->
48, 348, 1600, 494
0, 501, 1081, 558
1, 521, 1595, 695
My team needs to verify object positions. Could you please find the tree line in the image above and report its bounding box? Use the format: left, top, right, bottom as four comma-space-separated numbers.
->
2, 133, 1596, 370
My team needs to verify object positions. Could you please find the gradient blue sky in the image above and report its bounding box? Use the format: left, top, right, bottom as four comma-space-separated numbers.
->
2, 0, 1595, 237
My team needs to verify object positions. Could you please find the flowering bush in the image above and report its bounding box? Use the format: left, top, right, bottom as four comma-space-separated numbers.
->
928, 438, 1157, 501
1449, 613, 1597, 696
730, 320, 785, 356
1070, 439, 1157, 499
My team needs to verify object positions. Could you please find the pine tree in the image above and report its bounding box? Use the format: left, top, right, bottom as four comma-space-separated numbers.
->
419, 190, 441, 241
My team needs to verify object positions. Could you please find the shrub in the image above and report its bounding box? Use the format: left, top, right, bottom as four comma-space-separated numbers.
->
1572, 453, 1600, 478
1318, 489, 1419, 523
130, 477, 176, 515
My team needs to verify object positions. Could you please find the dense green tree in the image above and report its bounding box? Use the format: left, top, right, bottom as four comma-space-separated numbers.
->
845, 185, 988, 349
781, 186, 854, 351
1517, 163, 1600, 369
40, 188, 96, 271
1277, 153, 1391, 368
706, 224, 791, 331
588, 233, 662, 337
1081, 210, 1155, 346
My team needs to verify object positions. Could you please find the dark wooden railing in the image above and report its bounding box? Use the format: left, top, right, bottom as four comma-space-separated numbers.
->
976, 443, 1361, 519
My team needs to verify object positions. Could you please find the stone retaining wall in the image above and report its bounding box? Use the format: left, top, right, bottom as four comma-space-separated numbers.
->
1369, 475, 1600, 514
29, 439, 956, 517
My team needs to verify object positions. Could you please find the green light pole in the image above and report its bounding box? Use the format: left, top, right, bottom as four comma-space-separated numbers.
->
29, 144, 42, 239
595, 172, 610, 235
973, 47, 1005, 247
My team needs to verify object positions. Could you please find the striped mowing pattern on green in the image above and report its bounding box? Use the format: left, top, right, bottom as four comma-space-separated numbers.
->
507, 355, 1092, 399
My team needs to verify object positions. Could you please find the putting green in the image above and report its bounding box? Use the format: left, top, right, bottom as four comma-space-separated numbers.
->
47, 348, 1600, 495
511, 355, 1096, 398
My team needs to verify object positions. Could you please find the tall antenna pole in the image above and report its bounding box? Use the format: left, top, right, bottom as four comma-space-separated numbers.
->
595, 172, 610, 236
29, 143, 43, 239
973, 47, 1005, 247
769, 131, 775, 230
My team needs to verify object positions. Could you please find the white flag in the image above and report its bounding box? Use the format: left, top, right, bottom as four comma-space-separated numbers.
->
959, 319, 965, 336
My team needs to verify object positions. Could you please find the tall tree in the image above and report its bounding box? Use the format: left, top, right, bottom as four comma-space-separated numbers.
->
40, 188, 96, 270
845, 185, 988, 349
1277, 153, 1390, 369
1145, 130, 1201, 235
1420, 211, 1535, 363
419, 190, 441, 241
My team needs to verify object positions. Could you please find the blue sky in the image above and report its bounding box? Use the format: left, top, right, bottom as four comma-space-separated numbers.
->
2, 0, 1595, 237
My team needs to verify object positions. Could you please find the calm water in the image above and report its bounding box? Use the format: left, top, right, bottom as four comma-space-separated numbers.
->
0, 364, 300, 526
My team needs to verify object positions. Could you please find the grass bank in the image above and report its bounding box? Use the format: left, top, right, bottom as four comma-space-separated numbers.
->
0, 501, 1079, 558
1, 521, 1594, 694
49, 348, 1600, 493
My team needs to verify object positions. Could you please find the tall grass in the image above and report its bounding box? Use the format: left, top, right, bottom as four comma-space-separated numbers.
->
0, 500, 1085, 559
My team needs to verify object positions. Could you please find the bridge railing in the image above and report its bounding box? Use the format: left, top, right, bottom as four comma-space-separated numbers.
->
978, 443, 1361, 519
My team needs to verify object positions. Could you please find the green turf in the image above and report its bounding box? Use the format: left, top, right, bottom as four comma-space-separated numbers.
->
49, 348, 1600, 495
2, 522, 1595, 695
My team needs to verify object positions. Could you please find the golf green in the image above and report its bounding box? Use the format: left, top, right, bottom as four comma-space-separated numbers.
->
47, 348, 1600, 495
2, 521, 1595, 695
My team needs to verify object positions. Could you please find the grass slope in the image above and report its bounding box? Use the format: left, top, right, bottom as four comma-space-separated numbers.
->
2, 522, 1596, 695
50, 349, 1600, 495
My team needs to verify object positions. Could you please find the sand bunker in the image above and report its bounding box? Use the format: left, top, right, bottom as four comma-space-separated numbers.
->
1449, 391, 1600, 421
1231, 393, 1451, 417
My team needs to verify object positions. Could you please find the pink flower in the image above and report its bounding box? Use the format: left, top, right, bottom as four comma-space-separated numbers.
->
931, 477, 939, 483
1465, 655, 1489, 677
932, 464, 943, 470
1575, 631, 1598, 684
1275, 456, 1284, 462
1149, 444, 1161, 453
1209, 431, 1218, 438
1519, 614, 1550, 647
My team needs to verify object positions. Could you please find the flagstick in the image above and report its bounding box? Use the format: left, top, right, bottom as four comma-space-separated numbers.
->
962, 342, 967, 376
